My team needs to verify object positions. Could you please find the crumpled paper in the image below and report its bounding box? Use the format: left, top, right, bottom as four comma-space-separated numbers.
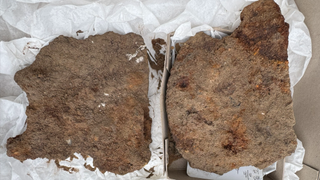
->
187, 163, 275, 180
283, 139, 305, 180
0, 0, 311, 179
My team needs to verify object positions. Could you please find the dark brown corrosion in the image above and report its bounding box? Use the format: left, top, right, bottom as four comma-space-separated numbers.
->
166, 0, 296, 175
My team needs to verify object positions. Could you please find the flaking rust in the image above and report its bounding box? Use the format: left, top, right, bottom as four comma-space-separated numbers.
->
166, 0, 297, 175
7, 32, 151, 175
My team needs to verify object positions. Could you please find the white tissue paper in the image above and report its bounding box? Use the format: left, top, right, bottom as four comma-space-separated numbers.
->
0, 0, 310, 179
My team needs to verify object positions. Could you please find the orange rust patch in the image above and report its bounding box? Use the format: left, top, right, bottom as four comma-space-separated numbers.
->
230, 163, 237, 169
279, 81, 290, 94
222, 116, 249, 154
212, 63, 221, 69
94, 136, 99, 141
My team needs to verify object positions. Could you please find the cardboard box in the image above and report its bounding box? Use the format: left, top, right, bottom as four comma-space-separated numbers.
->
164, 0, 320, 179
289, 0, 320, 179
1, 0, 318, 179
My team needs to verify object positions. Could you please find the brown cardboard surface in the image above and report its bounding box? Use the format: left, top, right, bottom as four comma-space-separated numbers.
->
264, 176, 274, 180
293, 0, 320, 172
169, 170, 206, 180
267, 160, 284, 180
169, 159, 204, 180
169, 158, 187, 171
168, 0, 319, 179
296, 164, 319, 180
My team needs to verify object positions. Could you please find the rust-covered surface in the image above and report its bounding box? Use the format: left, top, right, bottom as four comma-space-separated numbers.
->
166, 0, 297, 175
7, 32, 151, 175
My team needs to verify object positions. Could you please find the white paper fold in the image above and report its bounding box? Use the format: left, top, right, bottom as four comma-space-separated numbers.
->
283, 139, 305, 180
0, 0, 310, 179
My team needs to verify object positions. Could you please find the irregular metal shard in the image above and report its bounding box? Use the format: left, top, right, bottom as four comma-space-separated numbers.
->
166, 0, 297, 175
7, 32, 151, 175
